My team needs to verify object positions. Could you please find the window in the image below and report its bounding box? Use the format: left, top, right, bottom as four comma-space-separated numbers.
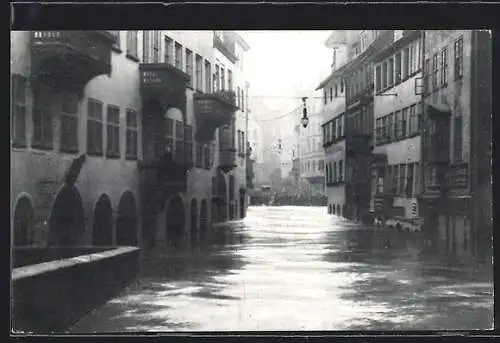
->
312, 160, 316, 172
409, 104, 419, 135
32, 85, 53, 149
375, 65, 382, 92
195, 54, 202, 91
203, 144, 210, 169
410, 41, 418, 74
184, 125, 193, 165
382, 61, 388, 89
406, 163, 414, 196
441, 47, 448, 87
330, 87, 333, 101
376, 118, 383, 143
60, 92, 79, 153
237, 130, 242, 153
228, 70, 233, 91
164, 35, 173, 64
341, 78, 344, 93
195, 142, 203, 168
126, 109, 138, 159
11, 74, 27, 146
237, 87, 241, 107
214, 64, 220, 91
339, 160, 343, 182
453, 116, 463, 162
126, 31, 138, 59
87, 99, 103, 155
395, 110, 402, 139
331, 120, 337, 142
323, 89, 327, 105
338, 114, 343, 137
398, 164, 406, 196
333, 161, 337, 182
319, 160, 325, 171
432, 52, 439, 90
390, 165, 398, 194
428, 164, 438, 186
403, 47, 410, 79
220, 67, 225, 91
454, 36, 463, 80
185, 49, 193, 86
174, 120, 184, 163
175, 42, 183, 70
241, 90, 245, 111
105, 105, 120, 158
205, 60, 211, 93
401, 107, 408, 138
395, 52, 402, 83
387, 113, 394, 141
142, 31, 160, 63
164, 117, 174, 157
381, 116, 388, 143
424, 58, 431, 94
334, 84, 338, 97
388, 57, 394, 87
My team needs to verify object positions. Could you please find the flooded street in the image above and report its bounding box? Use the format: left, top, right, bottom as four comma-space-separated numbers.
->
70, 206, 493, 332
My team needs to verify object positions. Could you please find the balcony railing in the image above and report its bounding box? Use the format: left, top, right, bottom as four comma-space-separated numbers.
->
30, 31, 114, 87
447, 163, 469, 190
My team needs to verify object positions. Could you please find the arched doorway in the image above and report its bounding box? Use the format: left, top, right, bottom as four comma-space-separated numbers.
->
239, 188, 246, 219
49, 185, 85, 246
228, 175, 235, 220
213, 170, 228, 223
13, 196, 35, 246
190, 198, 198, 243
199, 199, 208, 241
166, 195, 185, 248
92, 194, 113, 246
116, 191, 138, 246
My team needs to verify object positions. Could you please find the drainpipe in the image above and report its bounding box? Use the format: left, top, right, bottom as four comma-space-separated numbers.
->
419, 30, 427, 237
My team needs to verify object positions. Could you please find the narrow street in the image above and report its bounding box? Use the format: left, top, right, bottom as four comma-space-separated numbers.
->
69, 206, 493, 332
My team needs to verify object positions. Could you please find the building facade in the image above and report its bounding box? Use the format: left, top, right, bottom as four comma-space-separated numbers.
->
418, 30, 491, 260
370, 30, 424, 231
297, 94, 326, 203
318, 30, 393, 222
11, 30, 251, 251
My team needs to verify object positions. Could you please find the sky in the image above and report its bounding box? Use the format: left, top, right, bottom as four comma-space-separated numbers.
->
237, 30, 332, 106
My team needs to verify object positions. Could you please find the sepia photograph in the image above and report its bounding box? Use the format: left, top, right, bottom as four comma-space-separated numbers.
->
10, 29, 493, 333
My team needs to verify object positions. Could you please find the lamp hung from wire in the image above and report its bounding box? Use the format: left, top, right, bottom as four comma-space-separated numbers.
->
301, 97, 309, 128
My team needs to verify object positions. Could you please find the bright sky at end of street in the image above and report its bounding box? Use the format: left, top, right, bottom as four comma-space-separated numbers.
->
236, 31, 332, 98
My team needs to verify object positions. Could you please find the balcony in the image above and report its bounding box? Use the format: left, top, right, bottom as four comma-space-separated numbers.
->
140, 63, 190, 112
194, 91, 238, 142
138, 139, 193, 193
30, 31, 115, 91
447, 163, 469, 190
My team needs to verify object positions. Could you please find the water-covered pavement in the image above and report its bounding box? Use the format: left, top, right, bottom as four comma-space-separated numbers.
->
69, 206, 493, 332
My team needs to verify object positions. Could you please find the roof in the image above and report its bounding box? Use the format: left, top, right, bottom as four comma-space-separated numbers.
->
371, 30, 421, 63
228, 31, 250, 51
316, 30, 394, 90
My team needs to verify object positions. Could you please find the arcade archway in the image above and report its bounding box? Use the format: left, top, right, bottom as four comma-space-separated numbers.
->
166, 195, 185, 248
190, 198, 198, 242
49, 185, 85, 246
116, 191, 138, 246
92, 194, 113, 246
13, 196, 35, 246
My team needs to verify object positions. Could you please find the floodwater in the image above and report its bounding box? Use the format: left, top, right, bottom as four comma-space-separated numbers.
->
69, 206, 493, 332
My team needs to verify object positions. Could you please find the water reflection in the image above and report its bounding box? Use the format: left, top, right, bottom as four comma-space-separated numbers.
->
70, 206, 493, 332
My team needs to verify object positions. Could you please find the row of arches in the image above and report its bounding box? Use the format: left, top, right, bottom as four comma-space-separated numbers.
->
13, 186, 138, 247
328, 204, 344, 217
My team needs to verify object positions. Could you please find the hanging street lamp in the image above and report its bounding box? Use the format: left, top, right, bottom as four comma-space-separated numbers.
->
300, 97, 309, 128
